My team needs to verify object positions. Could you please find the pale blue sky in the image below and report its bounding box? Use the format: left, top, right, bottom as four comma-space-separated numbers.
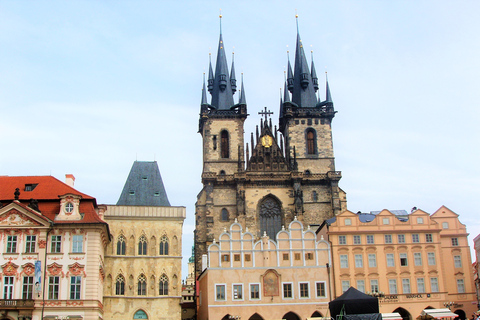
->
1, 1, 480, 277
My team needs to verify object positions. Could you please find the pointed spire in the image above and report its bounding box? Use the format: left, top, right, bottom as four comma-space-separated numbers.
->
201, 73, 208, 105
279, 87, 284, 119
325, 72, 333, 103
207, 53, 214, 93
287, 50, 294, 92
230, 51, 237, 93
311, 50, 319, 92
239, 73, 246, 105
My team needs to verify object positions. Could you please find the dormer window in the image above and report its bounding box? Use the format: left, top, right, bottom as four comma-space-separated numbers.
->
65, 202, 74, 213
129, 191, 135, 196
25, 184, 38, 191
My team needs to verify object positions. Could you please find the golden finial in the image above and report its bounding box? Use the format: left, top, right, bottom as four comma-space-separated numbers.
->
219, 8, 222, 19
295, 9, 298, 19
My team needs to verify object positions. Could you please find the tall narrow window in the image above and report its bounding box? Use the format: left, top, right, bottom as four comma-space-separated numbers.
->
283, 283, 293, 298
402, 279, 411, 294
160, 235, 169, 255
221, 208, 229, 221
306, 129, 316, 154
389, 279, 397, 294
51, 235, 62, 253
159, 274, 169, 295
138, 236, 147, 255
72, 235, 83, 253
138, 274, 147, 296
220, 130, 229, 158
23, 276, 33, 299
259, 196, 282, 240
6, 235, 17, 253
300, 283, 309, 298
4, 276, 14, 299
70, 276, 81, 299
356, 280, 365, 293
25, 235, 36, 253
370, 279, 379, 293
115, 275, 125, 295
48, 276, 60, 300
250, 284, 260, 299
417, 278, 425, 293
117, 235, 126, 255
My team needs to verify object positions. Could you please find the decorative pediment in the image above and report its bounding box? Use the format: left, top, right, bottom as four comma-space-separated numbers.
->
47, 263, 64, 277
1, 261, 19, 278
67, 262, 86, 277
0, 203, 50, 228
21, 263, 35, 276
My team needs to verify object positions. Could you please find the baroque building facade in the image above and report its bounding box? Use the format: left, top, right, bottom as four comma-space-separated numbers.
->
195, 17, 347, 274
102, 161, 185, 320
318, 206, 476, 320
0, 175, 109, 320
197, 219, 332, 320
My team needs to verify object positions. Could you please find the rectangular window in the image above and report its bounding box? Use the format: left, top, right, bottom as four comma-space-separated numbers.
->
389, 279, 397, 294
215, 284, 226, 301
428, 252, 436, 265
70, 276, 81, 300
294, 253, 301, 260
340, 254, 348, 268
23, 276, 34, 300
370, 279, 379, 293
51, 236, 62, 253
383, 218, 390, 225
221, 254, 230, 262
250, 284, 260, 300
300, 282, 309, 298
283, 283, 293, 299
386, 253, 395, 267
234, 254, 240, 262
233, 284, 243, 300
430, 277, 439, 292
412, 234, 420, 243
457, 279, 465, 293
385, 234, 392, 244
366, 235, 374, 244
425, 234, 433, 243
72, 235, 83, 253
305, 252, 313, 260
356, 280, 365, 293
25, 235, 36, 253
414, 252, 422, 266
398, 234, 405, 243
402, 279, 411, 294
454, 255, 462, 268
48, 276, 60, 300
283, 253, 289, 260
245, 254, 251, 262
417, 278, 425, 293
316, 282, 326, 298
344, 218, 352, 226
353, 235, 361, 245
354, 254, 363, 268
400, 253, 408, 266
451, 238, 458, 246
368, 254, 377, 267
6, 235, 17, 253
3, 276, 14, 299
417, 217, 424, 224
341, 280, 350, 293
339, 235, 346, 245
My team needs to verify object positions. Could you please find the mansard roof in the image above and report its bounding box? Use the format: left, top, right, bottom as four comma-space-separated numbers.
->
117, 161, 170, 206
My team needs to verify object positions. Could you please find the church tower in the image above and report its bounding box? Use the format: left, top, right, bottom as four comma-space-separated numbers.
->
195, 17, 346, 274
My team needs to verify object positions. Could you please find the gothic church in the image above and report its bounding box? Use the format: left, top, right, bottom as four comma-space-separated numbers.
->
195, 18, 347, 273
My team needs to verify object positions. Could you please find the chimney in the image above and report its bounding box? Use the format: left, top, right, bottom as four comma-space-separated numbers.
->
65, 174, 75, 187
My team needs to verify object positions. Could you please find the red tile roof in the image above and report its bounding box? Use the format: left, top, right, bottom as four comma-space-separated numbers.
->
0, 176, 105, 225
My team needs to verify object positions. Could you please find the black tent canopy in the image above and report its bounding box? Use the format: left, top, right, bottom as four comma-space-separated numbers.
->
329, 287, 380, 319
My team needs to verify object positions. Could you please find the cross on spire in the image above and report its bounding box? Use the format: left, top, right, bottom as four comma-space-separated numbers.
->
258, 107, 273, 121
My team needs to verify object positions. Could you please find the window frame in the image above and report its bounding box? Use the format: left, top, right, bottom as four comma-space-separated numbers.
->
232, 283, 244, 301
430, 277, 439, 292
71, 235, 83, 253
398, 234, 405, 244
402, 278, 411, 294
427, 252, 436, 265
4, 276, 14, 299
22, 276, 34, 300
249, 283, 260, 300
457, 279, 465, 293
412, 234, 420, 243
339, 235, 346, 245
25, 235, 36, 253
370, 279, 379, 293
48, 276, 60, 300
417, 277, 425, 293
138, 236, 147, 256
451, 238, 459, 246
454, 255, 462, 268
6, 235, 17, 253
315, 281, 327, 298
384, 234, 393, 244
354, 254, 363, 268
299, 282, 310, 298
51, 235, 62, 253
137, 274, 147, 296
116, 235, 126, 255
282, 282, 293, 299
353, 235, 361, 245
414, 252, 422, 266
366, 235, 374, 244
70, 275, 81, 300
159, 274, 169, 296
356, 280, 365, 293
425, 234, 433, 243
215, 284, 226, 301
400, 253, 408, 266
388, 279, 397, 294
340, 254, 348, 268
341, 280, 350, 293
115, 275, 125, 295
368, 253, 377, 268
386, 253, 395, 267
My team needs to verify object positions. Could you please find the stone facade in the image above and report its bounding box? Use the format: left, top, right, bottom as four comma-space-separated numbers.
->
102, 205, 185, 320
318, 206, 476, 320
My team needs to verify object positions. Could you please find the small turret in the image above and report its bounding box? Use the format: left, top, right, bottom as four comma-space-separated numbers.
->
230, 52, 237, 93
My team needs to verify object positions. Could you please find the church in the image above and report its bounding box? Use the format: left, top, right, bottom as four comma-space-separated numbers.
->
194, 16, 347, 274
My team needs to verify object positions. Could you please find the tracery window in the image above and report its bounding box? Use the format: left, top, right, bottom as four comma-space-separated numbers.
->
306, 129, 316, 155
138, 274, 147, 296
115, 275, 125, 295
221, 130, 229, 158
116, 235, 126, 255
259, 196, 282, 240
138, 236, 147, 256
159, 236, 169, 255
159, 274, 169, 296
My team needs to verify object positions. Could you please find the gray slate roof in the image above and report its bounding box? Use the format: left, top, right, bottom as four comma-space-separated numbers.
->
116, 161, 170, 206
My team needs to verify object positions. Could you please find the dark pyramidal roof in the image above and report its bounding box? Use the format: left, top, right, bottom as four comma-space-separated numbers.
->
117, 161, 170, 206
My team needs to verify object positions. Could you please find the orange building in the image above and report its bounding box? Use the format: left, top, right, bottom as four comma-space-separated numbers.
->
318, 206, 476, 320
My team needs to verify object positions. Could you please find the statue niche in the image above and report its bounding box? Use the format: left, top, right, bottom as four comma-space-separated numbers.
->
258, 196, 282, 240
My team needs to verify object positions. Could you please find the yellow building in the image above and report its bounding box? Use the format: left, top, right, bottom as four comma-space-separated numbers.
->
102, 161, 186, 320
318, 206, 476, 320
198, 219, 332, 320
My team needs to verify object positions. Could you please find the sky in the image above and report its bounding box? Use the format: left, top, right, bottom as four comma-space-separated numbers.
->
1, 1, 480, 278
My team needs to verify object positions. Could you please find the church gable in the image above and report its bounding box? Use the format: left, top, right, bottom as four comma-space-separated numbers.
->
0, 202, 50, 227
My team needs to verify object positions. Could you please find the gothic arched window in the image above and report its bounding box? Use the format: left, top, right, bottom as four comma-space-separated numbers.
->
259, 196, 282, 240
221, 130, 229, 158
137, 274, 147, 296
116, 235, 126, 255
221, 208, 229, 221
306, 129, 316, 155
138, 236, 147, 256
159, 274, 169, 296
115, 275, 125, 295
159, 236, 169, 255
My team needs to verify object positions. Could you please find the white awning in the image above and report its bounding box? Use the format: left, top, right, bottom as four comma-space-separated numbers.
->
421, 309, 458, 319
382, 313, 402, 320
